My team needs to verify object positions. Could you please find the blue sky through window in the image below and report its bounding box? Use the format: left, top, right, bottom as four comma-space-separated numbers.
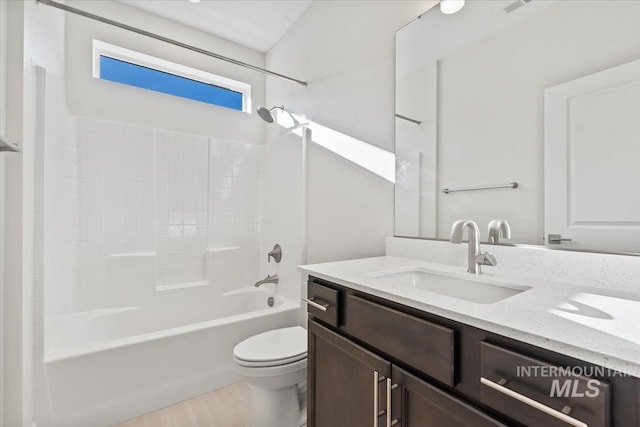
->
99, 56, 243, 111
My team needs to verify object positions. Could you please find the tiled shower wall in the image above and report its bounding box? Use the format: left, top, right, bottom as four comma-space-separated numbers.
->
155, 132, 209, 287
73, 117, 262, 311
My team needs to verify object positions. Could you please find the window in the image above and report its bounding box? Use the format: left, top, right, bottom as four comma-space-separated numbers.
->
92, 40, 251, 112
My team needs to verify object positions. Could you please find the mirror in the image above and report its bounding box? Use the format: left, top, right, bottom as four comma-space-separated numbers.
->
395, 0, 640, 254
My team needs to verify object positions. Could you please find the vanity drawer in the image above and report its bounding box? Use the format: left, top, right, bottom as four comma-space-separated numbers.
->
345, 294, 456, 386
305, 278, 340, 327
480, 342, 610, 427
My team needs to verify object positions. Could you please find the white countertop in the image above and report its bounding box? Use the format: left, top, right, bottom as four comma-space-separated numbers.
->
299, 256, 640, 378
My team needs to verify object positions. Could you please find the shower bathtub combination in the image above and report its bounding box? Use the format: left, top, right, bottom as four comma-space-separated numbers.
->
31, 102, 309, 426
27, 4, 310, 421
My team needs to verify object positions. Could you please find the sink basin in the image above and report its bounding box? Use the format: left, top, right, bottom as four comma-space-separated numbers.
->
366, 267, 531, 304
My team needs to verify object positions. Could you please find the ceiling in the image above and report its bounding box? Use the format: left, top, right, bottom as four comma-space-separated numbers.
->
118, 0, 313, 53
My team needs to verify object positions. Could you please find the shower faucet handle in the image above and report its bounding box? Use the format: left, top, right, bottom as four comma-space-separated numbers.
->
268, 244, 282, 263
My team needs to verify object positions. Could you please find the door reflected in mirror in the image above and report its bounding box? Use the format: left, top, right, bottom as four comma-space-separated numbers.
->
395, 0, 640, 254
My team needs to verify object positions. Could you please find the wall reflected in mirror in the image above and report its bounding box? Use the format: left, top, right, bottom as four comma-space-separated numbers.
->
395, 0, 640, 254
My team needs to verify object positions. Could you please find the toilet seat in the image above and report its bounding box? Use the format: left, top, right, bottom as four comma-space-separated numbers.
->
233, 326, 307, 368
234, 352, 306, 367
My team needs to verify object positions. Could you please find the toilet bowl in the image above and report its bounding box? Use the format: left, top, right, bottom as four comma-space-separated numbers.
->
233, 326, 307, 427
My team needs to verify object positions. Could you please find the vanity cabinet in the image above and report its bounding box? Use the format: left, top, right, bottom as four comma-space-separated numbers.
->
308, 320, 390, 427
306, 276, 639, 427
308, 320, 506, 427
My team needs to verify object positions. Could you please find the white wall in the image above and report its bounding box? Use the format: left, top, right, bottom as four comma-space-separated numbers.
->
266, 0, 434, 264
65, 0, 266, 143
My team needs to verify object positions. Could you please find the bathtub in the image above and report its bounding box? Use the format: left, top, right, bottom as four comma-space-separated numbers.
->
43, 287, 300, 427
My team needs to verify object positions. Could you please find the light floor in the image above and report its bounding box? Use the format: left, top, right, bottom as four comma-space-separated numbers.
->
114, 382, 251, 427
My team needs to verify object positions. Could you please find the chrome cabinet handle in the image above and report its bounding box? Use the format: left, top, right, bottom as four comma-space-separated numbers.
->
386, 378, 400, 427
480, 377, 587, 427
386, 378, 391, 427
373, 371, 379, 427
302, 297, 330, 312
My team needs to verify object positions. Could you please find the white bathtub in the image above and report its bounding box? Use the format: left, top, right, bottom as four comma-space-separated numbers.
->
43, 287, 300, 427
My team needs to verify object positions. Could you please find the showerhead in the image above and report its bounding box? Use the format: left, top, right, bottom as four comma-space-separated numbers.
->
256, 105, 308, 133
256, 105, 284, 123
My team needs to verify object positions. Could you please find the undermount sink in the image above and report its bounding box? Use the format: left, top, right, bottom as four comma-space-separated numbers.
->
366, 267, 531, 304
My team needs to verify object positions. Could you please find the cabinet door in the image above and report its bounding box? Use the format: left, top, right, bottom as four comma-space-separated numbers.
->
308, 320, 391, 427
392, 366, 510, 427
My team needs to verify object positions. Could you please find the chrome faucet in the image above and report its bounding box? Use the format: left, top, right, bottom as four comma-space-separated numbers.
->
488, 219, 511, 244
254, 274, 279, 287
450, 220, 497, 274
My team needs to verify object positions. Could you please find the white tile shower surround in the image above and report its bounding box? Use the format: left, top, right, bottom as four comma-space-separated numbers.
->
299, 237, 640, 377
37, 116, 307, 427
73, 117, 263, 311
43, 101, 78, 319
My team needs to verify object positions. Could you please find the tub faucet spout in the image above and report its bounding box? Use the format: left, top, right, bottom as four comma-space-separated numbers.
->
254, 274, 279, 287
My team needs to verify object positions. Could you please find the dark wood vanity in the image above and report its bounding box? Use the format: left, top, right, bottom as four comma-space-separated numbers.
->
306, 276, 640, 427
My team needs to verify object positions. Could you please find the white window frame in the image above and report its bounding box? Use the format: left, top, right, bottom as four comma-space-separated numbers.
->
92, 39, 252, 113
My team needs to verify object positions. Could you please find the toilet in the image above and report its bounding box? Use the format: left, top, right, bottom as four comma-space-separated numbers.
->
233, 326, 307, 427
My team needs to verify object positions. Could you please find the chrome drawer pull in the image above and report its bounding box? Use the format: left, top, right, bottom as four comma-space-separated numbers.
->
480, 377, 586, 427
373, 371, 379, 427
302, 297, 330, 312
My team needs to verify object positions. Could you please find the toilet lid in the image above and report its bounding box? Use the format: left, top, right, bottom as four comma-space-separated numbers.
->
233, 326, 307, 367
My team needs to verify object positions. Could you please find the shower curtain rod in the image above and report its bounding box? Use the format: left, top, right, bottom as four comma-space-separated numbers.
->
36, 0, 308, 87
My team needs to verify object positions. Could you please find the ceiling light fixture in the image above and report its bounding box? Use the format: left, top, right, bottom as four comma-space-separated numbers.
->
440, 0, 465, 14
188, 0, 201, 3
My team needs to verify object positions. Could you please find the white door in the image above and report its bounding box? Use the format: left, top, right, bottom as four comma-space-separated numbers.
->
545, 59, 640, 253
